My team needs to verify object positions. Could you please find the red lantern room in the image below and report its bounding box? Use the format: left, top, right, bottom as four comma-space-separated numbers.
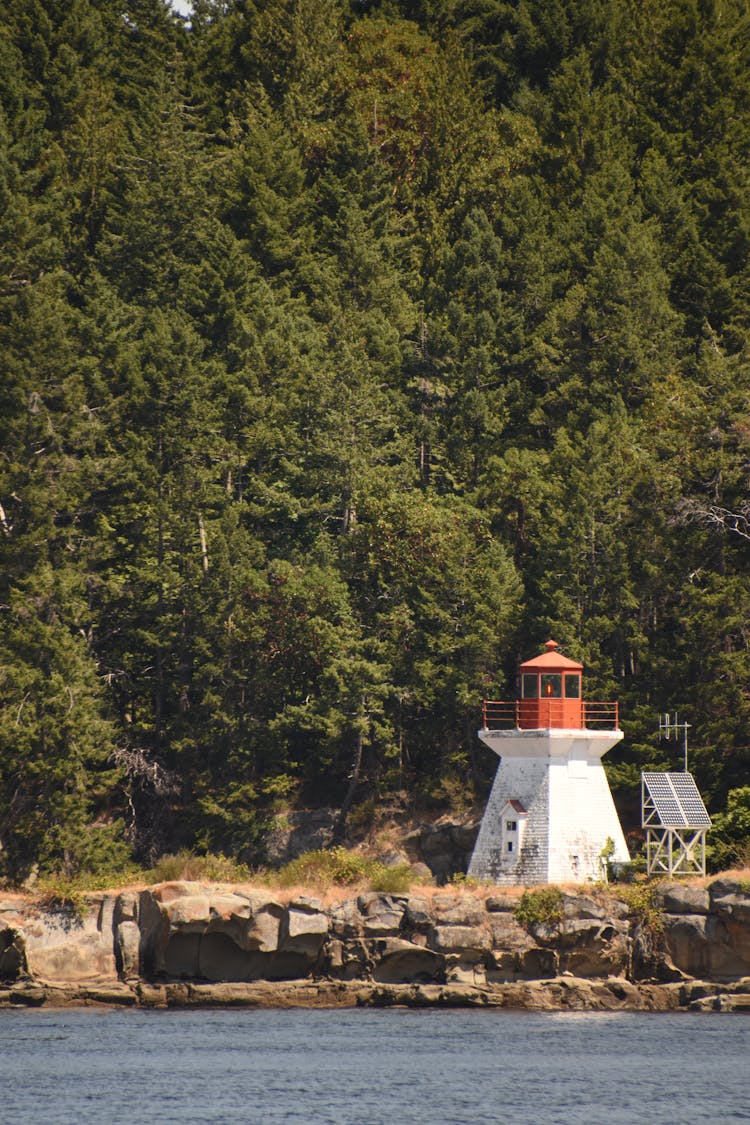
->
481, 640, 619, 732
518, 639, 583, 729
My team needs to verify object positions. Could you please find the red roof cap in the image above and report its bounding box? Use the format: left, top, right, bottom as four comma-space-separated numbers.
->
519, 639, 583, 673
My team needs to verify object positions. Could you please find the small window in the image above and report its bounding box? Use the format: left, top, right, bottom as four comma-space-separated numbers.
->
564, 674, 580, 699
540, 673, 562, 698
506, 820, 517, 832
521, 673, 538, 699
507, 841, 514, 853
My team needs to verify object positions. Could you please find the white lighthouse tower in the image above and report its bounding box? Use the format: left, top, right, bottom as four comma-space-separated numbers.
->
468, 640, 630, 885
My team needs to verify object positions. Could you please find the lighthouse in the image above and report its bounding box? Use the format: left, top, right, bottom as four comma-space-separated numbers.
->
468, 640, 630, 885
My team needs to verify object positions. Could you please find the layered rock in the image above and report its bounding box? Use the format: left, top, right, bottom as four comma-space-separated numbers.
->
406, 819, 480, 881
1, 876, 749, 1010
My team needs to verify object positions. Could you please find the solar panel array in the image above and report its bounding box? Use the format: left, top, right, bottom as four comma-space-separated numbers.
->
642, 772, 711, 828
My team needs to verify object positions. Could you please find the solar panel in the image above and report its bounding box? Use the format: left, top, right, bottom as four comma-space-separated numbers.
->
642, 772, 711, 828
669, 773, 712, 827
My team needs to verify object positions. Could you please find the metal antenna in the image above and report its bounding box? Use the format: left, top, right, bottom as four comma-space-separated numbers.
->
658, 711, 690, 772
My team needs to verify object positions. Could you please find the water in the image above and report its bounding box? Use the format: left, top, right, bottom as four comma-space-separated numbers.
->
1, 1007, 748, 1125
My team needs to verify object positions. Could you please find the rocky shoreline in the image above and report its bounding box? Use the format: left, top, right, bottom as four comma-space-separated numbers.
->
5, 975, 750, 1013
1, 875, 749, 1013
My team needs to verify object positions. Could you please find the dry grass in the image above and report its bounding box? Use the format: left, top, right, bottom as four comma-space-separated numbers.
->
6, 854, 749, 911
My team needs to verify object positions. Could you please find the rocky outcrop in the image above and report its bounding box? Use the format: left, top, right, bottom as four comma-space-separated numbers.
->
265, 810, 337, 866
0, 921, 28, 981
1, 876, 749, 1010
657, 878, 750, 982
265, 810, 480, 882
8, 895, 117, 983
405, 819, 480, 882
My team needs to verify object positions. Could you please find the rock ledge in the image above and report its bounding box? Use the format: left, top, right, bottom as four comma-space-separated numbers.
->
2, 877, 749, 1012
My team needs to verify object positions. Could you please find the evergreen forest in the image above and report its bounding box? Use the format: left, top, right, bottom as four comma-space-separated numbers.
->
1, 0, 749, 882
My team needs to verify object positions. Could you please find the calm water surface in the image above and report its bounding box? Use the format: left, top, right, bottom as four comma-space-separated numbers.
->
1, 1007, 748, 1125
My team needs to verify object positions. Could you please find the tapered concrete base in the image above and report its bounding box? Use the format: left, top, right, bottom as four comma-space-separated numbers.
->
468, 728, 630, 885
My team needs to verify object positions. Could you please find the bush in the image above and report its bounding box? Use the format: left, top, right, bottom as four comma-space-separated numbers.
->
35, 877, 88, 923
34, 855, 145, 909
708, 787, 750, 872
449, 872, 480, 888
271, 846, 371, 887
268, 846, 420, 893
514, 887, 564, 929
149, 850, 253, 884
614, 879, 664, 936
368, 863, 414, 894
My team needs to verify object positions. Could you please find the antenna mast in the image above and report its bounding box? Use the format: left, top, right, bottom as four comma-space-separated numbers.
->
658, 711, 690, 772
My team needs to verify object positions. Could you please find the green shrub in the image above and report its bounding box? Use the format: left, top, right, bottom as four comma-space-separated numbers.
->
449, 872, 479, 888
271, 846, 374, 888
35, 877, 88, 923
149, 850, 252, 884
267, 846, 421, 893
615, 879, 664, 935
346, 799, 378, 836
708, 787, 750, 872
368, 863, 414, 894
514, 887, 564, 929
34, 854, 145, 905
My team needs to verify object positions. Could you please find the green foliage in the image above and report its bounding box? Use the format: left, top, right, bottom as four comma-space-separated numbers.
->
33, 854, 146, 919
368, 864, 416, 895
0, 574, 126, 881
148, 850, 253, 884
2, 0, 750, 873
708, 788, 750, 872
615, 879, 664, 936
269, 846, 419, 892
514, 887, 564, 929
449, 872, 480, 888
35, 883, 88, 926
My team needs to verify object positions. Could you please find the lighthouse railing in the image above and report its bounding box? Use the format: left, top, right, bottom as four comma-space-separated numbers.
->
482, 700, 619, 730
582, 702, 620, 729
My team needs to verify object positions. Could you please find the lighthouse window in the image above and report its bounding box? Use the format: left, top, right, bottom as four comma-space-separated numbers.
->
540, 673, 562, 698
564, 674, 581, 699
507, 841, 514, 852
506, 820, 517, 832
521, 674, 537, 699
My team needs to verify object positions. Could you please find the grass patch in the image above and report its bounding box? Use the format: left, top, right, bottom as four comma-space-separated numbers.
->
264, 846, 419, 894
23, 846, 424, 901
148, 850, 253, 884
34, 860, 146, 917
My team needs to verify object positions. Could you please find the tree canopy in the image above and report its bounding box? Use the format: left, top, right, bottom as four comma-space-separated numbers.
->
1, 0, 749, 878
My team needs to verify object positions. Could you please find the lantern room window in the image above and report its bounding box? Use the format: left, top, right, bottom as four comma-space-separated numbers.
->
564, 674, 581, 699
540, 673, 562, 698
513, 639, 586, 730
521, 674, 538, 699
